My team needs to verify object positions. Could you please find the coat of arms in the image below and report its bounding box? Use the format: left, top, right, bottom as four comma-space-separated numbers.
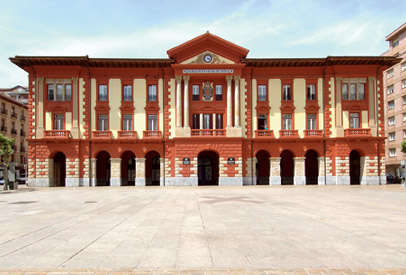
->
202, 81, 213, 101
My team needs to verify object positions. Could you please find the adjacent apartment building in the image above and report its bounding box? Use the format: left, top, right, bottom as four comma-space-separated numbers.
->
383, 23, 406, 177
0, 85, 29, 105
10, 33, 399, 187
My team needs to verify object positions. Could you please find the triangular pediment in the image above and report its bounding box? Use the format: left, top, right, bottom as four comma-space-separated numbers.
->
167, 32, 249, 64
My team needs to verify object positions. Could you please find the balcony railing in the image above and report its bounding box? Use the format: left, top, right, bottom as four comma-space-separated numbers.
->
20, 130, 25, 137
11, 113, 17, 119
44, 130, 71, 138
304, 129, 323, 137
1, 126, 7, 133
1, 109, 8, 115
117, 131, 137, 138
191, 129, 226, 137
344, 128, 371, 137
279, 130, 299, 137
20, 146, 25, 152
143, 130, 162, 138
92, 130, 112, 139
20, 115, 26, 121
11, 129, 17, 135
255, 130, 274, 138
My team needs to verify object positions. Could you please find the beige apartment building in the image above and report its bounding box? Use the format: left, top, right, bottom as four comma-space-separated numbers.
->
384, 23, 406, 177
0, 93, 28, 178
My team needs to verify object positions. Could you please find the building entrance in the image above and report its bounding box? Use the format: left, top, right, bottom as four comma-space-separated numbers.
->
53, 152, 66, 187
198, 151, 219, 186
350, 150, 361, 185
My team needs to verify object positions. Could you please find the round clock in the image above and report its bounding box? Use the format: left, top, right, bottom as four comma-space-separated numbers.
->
203, 54, 212, 63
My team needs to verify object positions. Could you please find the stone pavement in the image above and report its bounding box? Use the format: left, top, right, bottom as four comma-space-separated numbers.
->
0, 185, 405, 271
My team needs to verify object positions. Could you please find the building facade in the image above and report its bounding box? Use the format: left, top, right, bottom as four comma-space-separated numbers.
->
0, 85, 29, 105
383, 23, 406, 177
10, 33, 398, 187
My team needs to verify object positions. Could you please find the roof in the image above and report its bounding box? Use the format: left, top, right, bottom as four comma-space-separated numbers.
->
0, 93, 28, 109
386, 23, 406, 41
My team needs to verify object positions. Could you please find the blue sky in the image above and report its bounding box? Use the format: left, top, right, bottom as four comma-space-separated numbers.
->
0, 0, 405, 87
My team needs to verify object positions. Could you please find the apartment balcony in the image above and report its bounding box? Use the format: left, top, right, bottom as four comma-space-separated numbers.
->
143, 130, 162, 139
44, 130, 71, 139
117, 130, 137, 139
304, 129, 323, 138
20, 115, 26, 121
11, 129, 17, 135
20, 130, 25, 137
254, 130, 274, 138
92, 130, 112, 139
344, 128, 371, 137
11, 113, 17, 119
191, 129, 226, 137
20, 146, 25, 152
279, 130, 299, 138
1, 126, 7, 133
1, 109, 8, 115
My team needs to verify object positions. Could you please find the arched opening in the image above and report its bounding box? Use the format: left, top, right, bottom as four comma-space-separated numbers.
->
256, 150, 270, 185
53, 152, 66, 187
350, 150, 361, 185
96, 151, 111, 186
305, 150, 319, 185
121, 151, 136, 186
280, 150, 294, 185
146, 151, 160, 186
198, 151, 219, 186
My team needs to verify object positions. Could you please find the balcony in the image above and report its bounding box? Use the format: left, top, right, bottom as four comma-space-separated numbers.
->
117, 131, 137, 139
1, 109, 8, 115
11, 113, 17, 119
92, 130, 112, 139
1, 126, 7, 133
279, 130, 299, 138
44, 130, 71, 139
191, 129, 226, 137
255, 130, 274, 138
344, 128, 371, 137
11, 129, 17, 135
20, 130, 25, 137
20, 146, 25, 152
304, 129, 323, 137
143, 130, 162, 138
20, 115, 26, 121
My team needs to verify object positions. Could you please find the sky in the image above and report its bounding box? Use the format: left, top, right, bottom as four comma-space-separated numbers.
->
0, 0, 405, 87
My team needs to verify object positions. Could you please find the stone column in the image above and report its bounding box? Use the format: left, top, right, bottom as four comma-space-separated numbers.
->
226, 76, 233, 128
318, 157, 326, 185
200, 113, 203, 130
294, 157, 306, 185
110, 158, 121, 186
71, 77, 79, 138
135, 158, 146, 186
234, 76, 240, 127
183, 76, 190, 128
270, 157, 281, 185
212, 113, 216, 129
36, 78, 44, 138
176, 76, 182, 128
335, 78, 344, 137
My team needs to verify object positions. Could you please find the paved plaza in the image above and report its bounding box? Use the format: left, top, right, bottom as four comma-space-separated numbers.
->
0, 185, 405, 273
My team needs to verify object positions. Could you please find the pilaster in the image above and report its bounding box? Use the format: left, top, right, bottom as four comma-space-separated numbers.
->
270, 157, 281, 185
294, 157, 306, 185
110, 158, 121, 186
136, 158, 146, 186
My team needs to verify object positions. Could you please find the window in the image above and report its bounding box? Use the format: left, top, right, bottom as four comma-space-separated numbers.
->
388, 100, 395, 110
403, 96, 406, 105
11, 107, 15, 117
389, 132, 396, 141
307, 114, 316, 130
98, 114, 108, 131
402, 80, 406, 89
342, 84, 348, 100
258, 85, 267, 101
282, 114, 292, 130
147, 114, 157, 130
65, 84, 71, 101
283, 85, 291, 100
393, 40, 399, 47
387, 69, 394, 79
123, 85, 132, 101
307, 84, 316, 100
48, 84, 54, 101
404, 113, 406, 122
358, 83, 365, 100
389, 148, 396, 157
215, 85, 222, 101
216, 114, 223, 129
11, 122, 16, 134
203, 114, 211, 129
122, 115, 132, 131
258, 114, 267, 130
387, 85, 394, 94
350, 113, 360, 129
388, 116, 395, 125
192, 114, 199, 129
98, 85, 107, 101
192, 85, 199, 101
54, 114, 64, 130
402, 62, 406, 72
350, 83, 357, 100
403, 130, 406, 139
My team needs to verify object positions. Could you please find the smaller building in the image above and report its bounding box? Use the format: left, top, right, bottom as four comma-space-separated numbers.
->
0, 85, 29, 105
0, 93, 28, 179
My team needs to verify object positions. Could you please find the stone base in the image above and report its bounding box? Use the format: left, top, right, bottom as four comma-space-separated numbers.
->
219, 177, 243, 186
318, 176, 326, 185
361, 176, 380, 185
226, 126, 242, 137
270, 176, 281, 186
325, 176, 337, 185
80, 178, 91, 187
136, 178, 146, 186
294, 176, 305, 185
28, 178, 50, 187
380, 176, 386, 185
110, 178, 121, 187
175, 127, 191, 138
336, 176, 350, 185
165, 177, 198, 186
66, 178, 80, 187
243, 177, 254, 185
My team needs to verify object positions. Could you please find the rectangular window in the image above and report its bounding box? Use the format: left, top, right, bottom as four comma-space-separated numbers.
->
258, 85, 267, 101
388, 100, 395, 110
54, 114, 64, 130
350, 113, 360, 129
147, 114, 157, 130
98, 114, 108, 130
192, 114, 199, 129
122, 115, 132, 131
283, 85, 291, 100
387, 69, 394, 78
258, 114, 268, 130
282, 114, 292, 130
216, 114, 223, 129
388, 85, 395, 94
403, 96, 406, 105
98, 85, 107, 101
403, 113, 406, 122
56, 84, 63, 101
65, 84, 71, 101
389, 116, 395, 125
389, 148, 396, 157
350, 83, 357, 100
402, 80, 406, 89
307, 84, 316, 100
192, 85, 199, 101
123, 85, 132, 101
307, 114, 317, 130
393, 40, 399, 47
203, 114, 211, 129
389, 132, 396, 141
48, 84, 54, 101
11, 107, 15, 116
402, 62, 406, 72
403, 130, 406, 139
358, 83, 365, 100
342, 84, 348, 100
215, 85, 222, 101
148, 85, 157, 101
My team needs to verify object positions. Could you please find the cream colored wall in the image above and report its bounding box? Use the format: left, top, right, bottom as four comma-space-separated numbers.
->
45, 112, 52, 130
269, 79, 281, 138
252, 79, 257, 137
329, 77, 336, 137
65, 112, 72, 131
240, 78, 247, 138
134, 79, 146, 138
168, 78, 176, 139
294, 79, 306, 138
158, 79, 164, 132
79, 78, 85, 139
109, 79, 121, 138
317, 78, 324, 131
343, 111, 349, 129
362, 111, 368, 128
91, 79, 97, 132
181, 51, 234, 64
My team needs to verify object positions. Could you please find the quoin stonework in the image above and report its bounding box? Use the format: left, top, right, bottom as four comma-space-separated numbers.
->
10, 33, 400, 187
